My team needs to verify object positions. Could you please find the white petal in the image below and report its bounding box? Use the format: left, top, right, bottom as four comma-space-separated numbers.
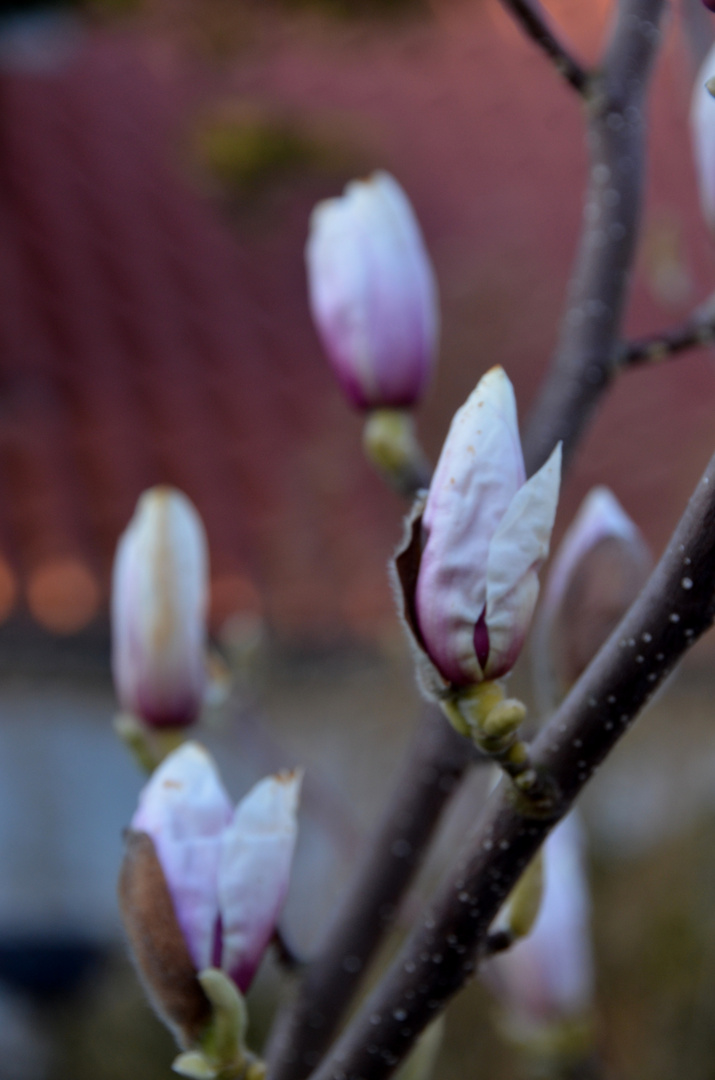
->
416, 367, 525, 683
540, 486, 641, 621
691, 42, 715, 233
132, 743, 233, 970
218, 771, 302, 992
484, 442, 561, 678
306, 171, 438, 408
112, 487, 209, 727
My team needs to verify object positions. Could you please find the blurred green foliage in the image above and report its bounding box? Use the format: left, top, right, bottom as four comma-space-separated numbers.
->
192, 107, 366, 198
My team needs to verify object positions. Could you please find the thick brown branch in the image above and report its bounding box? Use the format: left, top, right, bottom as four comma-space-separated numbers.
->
522, 0, 666, 475
272, 3, 665, 1073
306, 446, 715, 1080
498, 0, 590, 94
266, 707, 471, 1080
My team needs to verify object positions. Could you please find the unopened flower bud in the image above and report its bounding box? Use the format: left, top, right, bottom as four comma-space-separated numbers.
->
112, 486, 208, 729
119, 743, 301, 1050
485, 814, 593, 1028
535, 486, 650, 706
692, 43, 715, 230
306, 171, 438, 410
394, 367, 561, 698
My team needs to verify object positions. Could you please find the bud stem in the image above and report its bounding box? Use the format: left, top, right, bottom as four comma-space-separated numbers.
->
173, 969, 265, 1080
362, 409, 432, 498
113, 712, 189, 774
443, 685, 558, 814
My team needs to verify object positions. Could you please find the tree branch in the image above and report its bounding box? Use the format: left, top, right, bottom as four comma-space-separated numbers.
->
522, 0, 666, 476
271, 4, 666, 1076
266, 707, 472, 1080
306, 444, 715, 1080
619, 295, 715, 365
498, 0, 591, 94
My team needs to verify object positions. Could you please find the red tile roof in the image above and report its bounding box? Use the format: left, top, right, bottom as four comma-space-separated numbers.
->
0, 26, 398, 637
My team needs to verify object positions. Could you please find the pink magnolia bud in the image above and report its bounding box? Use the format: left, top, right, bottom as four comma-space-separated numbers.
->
306, 170, 439, 410
112, 486, 209, 729
121, 742, 301, 1017
536, 486, 651, 698
691, 42, 715, 232
396, 367, 561, 691
486, 814, 593, 1027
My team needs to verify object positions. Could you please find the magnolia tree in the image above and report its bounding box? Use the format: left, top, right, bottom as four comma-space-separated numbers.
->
111, 2, 715, 1078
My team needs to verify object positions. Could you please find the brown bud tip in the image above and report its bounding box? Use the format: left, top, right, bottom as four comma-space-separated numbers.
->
118, 831, 211, 1048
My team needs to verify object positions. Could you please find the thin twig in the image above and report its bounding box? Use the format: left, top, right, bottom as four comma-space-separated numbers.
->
306, 446, 715, 1080
266, 707, 472, 1080
498, 0, 591, 94
522, 0, 666, 475
619, 305, 715, 365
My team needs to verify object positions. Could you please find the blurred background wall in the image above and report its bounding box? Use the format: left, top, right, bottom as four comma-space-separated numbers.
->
0, 1, 713, 1077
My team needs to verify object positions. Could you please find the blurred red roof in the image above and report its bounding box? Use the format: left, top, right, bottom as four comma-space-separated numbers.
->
1, 2, 715, 645
0, 20, 399, 638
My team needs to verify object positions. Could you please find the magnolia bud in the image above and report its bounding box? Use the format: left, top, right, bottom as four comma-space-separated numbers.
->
306, 171, 438, 410
112, 486, 209, 729
394, 367, 561, 697
535, 486, 650, 705
691, 42, 715, 231
485, 814, 593, 1028
119, 743, 301, 1047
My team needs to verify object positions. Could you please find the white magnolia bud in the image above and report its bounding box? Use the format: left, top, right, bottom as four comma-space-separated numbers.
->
306, 171, 438, 410
396, 367, 561, 692
112, 486, 208, 728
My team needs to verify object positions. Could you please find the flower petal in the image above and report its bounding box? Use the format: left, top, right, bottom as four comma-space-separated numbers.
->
484, 442, 561, 679
218, 770, 302, 992
132, 742, 233, 971
112, 487, 209, 728
485, 814, 593, 1023
416, 367, 526, 684
306, 171, 438, 409
691, 42, 715, 234
540, 486, 641, 620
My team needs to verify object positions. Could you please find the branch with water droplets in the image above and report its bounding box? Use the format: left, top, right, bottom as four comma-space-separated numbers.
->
266, 706, 472, 1080
305, 449, 715, 1080
522, 0, 666, 475
498, 0, 591, 94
